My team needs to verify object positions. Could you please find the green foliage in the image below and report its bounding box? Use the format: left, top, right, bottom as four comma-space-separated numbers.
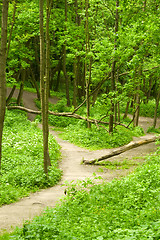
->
121, 100, 160, 118
8, 148, 160, 239
35, 98, 77, 127
0, 110, 61, 206
59, 122, 143, 150
35, 96, 144, 150
147, 126, 160, 134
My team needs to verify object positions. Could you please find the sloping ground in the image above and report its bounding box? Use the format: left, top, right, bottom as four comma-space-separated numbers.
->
0, 89, 159, 233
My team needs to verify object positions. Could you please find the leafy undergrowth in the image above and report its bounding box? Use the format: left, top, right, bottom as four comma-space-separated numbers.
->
6, 147, 160, 240
147, 126, 160, 134
121, 99, 160, 118
35, 98, 144, 150
0, 110, 61, 206
59, 123, 144, 150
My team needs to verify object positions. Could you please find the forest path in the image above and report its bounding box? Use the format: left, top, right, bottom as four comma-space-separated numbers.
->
0, 88, 159, 233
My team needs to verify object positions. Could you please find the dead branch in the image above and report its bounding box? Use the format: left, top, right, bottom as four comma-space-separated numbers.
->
83, 135, 160, 165
7, 105, 128, 129
7, 106, 41, 114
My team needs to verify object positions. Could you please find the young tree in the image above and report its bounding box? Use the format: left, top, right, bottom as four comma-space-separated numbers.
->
0, 0, 9, 169
39, 0, 51, 175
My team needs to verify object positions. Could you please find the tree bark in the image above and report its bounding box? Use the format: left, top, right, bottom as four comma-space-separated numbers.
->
85, 0, 91, 128
109, 0, 119, 133
63, 0, 70, 106
83, 135, 160, 165
17, 69, 25, 105
30, 68, 40, 100
0, 0, 9, 169
39, 0, 50, 175
153, 90, 160, 128
45, 0, 51, 167
7, 0, 17, 57
6, 85, 16, 105
73, 59, 77, 107
123, 101, 130, 119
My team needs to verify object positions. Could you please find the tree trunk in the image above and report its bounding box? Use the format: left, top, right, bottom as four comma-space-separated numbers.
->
134, 66, 142, 127
85, 0, 91, 128
17, 69, 25, 105
134, 85, 140, 127
63, 0, 70, 106
6, 85, 16, 105
0, 0, 9, 169
30, 68, 40, 100
73, 59, 77, 107
45, 0, 51, 167
39, 0, 50, 175
117, 102, 120, 122
123, 101, 130, 119
109, 0, 119, 133
7, 0, 17, 57
153, 90, 160, 128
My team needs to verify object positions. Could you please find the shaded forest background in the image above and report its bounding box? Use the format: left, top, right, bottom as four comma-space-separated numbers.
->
0, 0, 160, 174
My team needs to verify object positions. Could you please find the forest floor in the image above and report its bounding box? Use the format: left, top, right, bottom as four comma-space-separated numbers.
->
0, 88, 160, 233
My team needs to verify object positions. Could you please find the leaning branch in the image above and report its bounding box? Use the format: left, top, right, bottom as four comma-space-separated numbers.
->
83, 135, 160, 165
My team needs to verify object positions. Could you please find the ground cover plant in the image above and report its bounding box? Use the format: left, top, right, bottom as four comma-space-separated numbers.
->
0, 110, 61, 206
5, 146, 160, 240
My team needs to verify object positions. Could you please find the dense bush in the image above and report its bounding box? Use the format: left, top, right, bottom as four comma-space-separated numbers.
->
0, 110, 61, 206
8, 147, 160, 239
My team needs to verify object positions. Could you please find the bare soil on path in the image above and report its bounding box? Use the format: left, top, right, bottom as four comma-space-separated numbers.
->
0, 89, 159, 233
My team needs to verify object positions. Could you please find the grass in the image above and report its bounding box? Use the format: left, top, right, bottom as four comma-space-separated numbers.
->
4, 146, 160, 239
0, 109, 61, 206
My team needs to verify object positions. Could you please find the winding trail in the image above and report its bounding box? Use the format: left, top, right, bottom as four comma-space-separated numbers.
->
0, 88, 159, 233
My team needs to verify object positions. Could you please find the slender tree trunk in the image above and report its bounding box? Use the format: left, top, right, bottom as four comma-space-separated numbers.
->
143, 0, 147, 11
117, 102, 120, 122
134, 65, 142, 127
63, 0, 70, 106
39, 0, 50, 175
0, 0, 9, 169
109, 0, 119, 133
123, 101, 130, 119
7, 0, 17, 57
153, 90, 160, 128
45, 0, 51, 166
17, 69, 25, 105
85, 0, 91, 128
6, 85, 16, 105
134, 84, 140, 127
30, 68, 40, 100
73, 59, 77, 107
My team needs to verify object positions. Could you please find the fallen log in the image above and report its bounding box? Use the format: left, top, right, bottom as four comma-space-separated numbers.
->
83, 135, 160, 165
7, 105, 128, 129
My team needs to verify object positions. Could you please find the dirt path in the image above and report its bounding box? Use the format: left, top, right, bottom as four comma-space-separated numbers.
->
0, 89, 159, 233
